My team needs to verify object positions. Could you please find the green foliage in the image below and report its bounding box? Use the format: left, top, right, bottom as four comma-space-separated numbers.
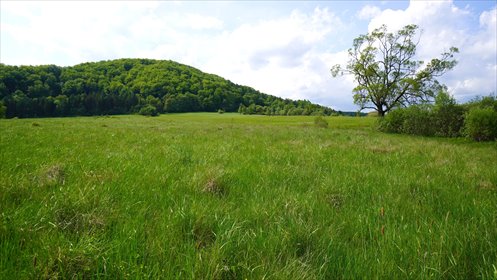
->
378, 93, 497, 141
313, 115, 328, 128
464, 95, 497, 111
378, 105, 436, 136
463, 107, 497, 141
0, 59, 334, 118
0, 102, 6, 118
138, 104, 159, 116
400, 105, 436, 136
1, 114, 496, 278
377, 108, 407, 133
433, 91, 465, 137
332, 25, 458, 116
217, 108, 225, 114
380, 104, 465, 137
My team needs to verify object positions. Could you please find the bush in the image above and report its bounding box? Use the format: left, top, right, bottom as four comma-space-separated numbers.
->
217, 109, 225, 114
379, 103, 465, 137
310, 110, 325, 116
314, 116, 328, 128
377, 108, 407, 133
464, 95, 497, 111
400, 105, 436, 136
378, 94, 496, 141
139, 105, 159, 116
433, 104, 465, 137
433, 91, 465, 137
463, 108, 497, 141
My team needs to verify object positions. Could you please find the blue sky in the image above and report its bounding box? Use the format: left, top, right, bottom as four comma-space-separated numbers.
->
1, 0, 496, 111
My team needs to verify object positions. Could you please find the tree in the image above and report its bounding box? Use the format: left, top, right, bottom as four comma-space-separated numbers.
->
331, 24, 458, 116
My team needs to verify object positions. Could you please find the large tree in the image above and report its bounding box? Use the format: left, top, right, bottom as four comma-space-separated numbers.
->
331, 24, 458, 116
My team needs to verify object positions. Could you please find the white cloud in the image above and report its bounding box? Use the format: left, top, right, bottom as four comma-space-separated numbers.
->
1, 1, 154, 65
182, 14, 224, 30
357, 5, 381, 20
0, 1, 224, 65
2, 2, 352, 108
196, 7, 345, 106
1, 1, 495, 111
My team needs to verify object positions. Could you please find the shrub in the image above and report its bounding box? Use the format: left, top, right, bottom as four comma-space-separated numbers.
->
377, 108, 407, 133
464, 95, 497, 111
400, 105, 435, 136
377, 94, 497, 142
379, 103, 464, 137
433, 91, 465, 137
463, 107, 497, 141
314, 116, 328, 128
433, 104, 465, 137
217, 109, 225, 114
310, 110, 325, 116
139, 105, 159, 116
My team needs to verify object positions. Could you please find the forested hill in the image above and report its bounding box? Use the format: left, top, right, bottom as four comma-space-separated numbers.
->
0, 58, 335, 118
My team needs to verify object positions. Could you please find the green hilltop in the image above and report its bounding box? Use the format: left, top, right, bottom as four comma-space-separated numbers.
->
0, 58, 335, 118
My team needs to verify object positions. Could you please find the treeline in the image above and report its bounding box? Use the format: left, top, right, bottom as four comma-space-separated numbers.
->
0, 59, 334, 118
378, 92, 497, 141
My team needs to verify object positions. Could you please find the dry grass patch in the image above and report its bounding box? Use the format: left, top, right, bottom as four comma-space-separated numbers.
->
368, 145, 398, 154
40, 236, 103, 279
327, 193, 345, 209
197, 168, 228, 196
203, 178, 226, 196
83, 170, 114, 185
37, 164, 65, 187
54, 202, 106, 235
477, 180, 496, 191
192, 220, 217, 249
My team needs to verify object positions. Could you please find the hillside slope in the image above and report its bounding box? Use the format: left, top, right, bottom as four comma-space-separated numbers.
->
0, 59, 334, 118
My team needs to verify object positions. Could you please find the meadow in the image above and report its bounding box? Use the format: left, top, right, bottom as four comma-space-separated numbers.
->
1, 113, 496, 279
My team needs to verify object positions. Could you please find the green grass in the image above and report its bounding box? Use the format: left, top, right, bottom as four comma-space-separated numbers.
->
1, 113, 496, 279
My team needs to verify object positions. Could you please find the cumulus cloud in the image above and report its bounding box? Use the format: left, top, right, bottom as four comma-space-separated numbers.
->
357, 5, 381, 20
2, 2, 161, 64
0, 1, 224, 65
182, 14, 224, 30
1, 1, 495, 111
1, 2, 352, 108
199, 7, 345, 105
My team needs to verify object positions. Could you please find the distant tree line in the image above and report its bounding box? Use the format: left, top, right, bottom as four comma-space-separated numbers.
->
0, 58, 335, 118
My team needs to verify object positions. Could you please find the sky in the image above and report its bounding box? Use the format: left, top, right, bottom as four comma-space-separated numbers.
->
1, 0, 496, 111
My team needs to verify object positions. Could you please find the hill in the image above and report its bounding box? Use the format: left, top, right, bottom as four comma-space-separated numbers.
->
0, 59, 335, 118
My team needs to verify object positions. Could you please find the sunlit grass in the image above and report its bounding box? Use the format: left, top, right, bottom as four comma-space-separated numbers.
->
1, 113, 496, 279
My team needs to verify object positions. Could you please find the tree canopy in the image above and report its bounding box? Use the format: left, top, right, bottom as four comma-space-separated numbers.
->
331, 24, 458, 116
0, 58, 334, 118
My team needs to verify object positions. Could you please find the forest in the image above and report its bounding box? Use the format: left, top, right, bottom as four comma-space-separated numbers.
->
0, 59, 335, 118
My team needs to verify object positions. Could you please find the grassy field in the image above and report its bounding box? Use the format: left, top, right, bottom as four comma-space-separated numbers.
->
1, 113, 496, 279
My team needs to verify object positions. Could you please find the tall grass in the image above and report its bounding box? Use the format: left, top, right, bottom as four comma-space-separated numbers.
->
1, 113, 496, 279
